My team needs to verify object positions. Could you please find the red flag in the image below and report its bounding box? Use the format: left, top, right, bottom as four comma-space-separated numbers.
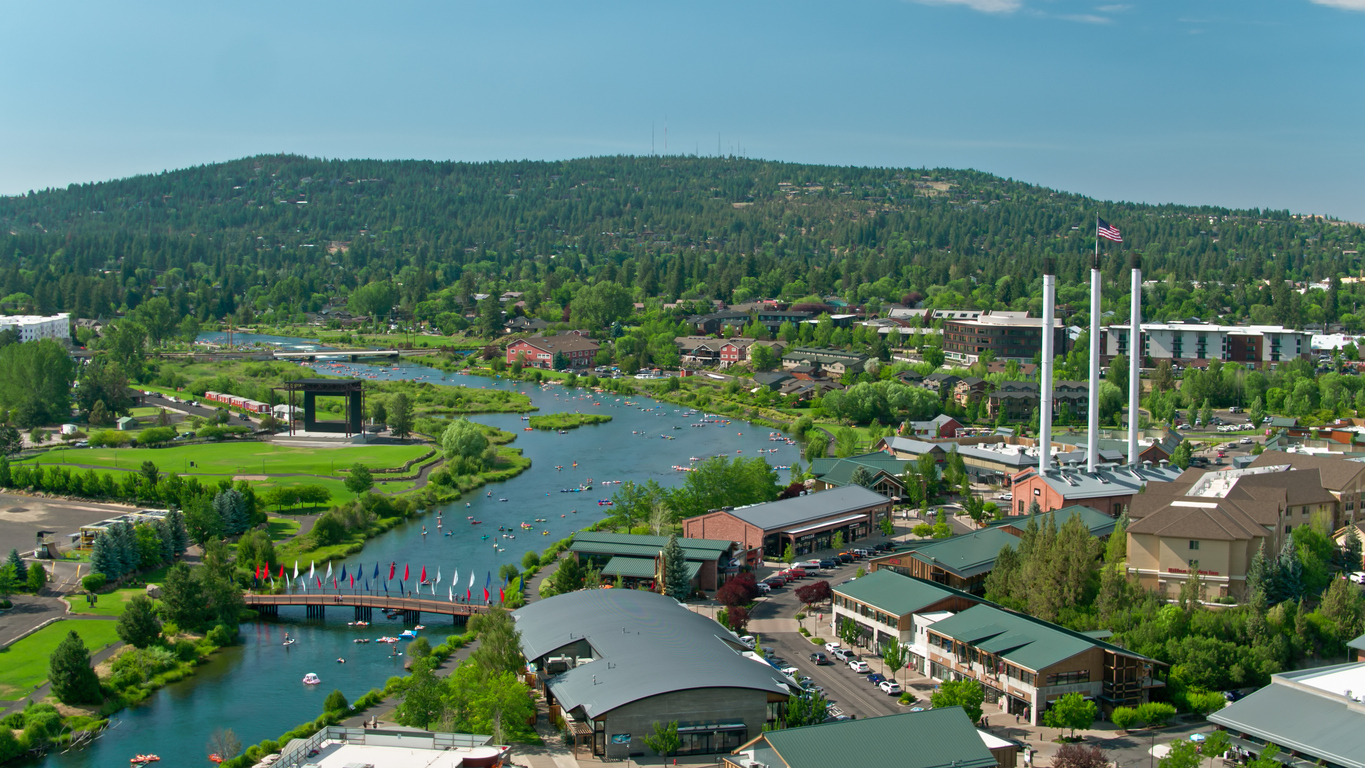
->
466, 587, 471, 600
254, 565, 260, 579
389, 562, 396, 580
420, 565, 427, 583
349, 573, 354, 588
278, 564, 285, 579
333, 577, 338, 590
404, 564, 410, 582
316, 576, 322, 588
483, 584, 489, 602
499, 586, 504, 604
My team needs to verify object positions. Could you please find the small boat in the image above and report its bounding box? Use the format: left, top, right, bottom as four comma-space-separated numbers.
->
353, 638, 370, 644
498, 498, 508, 502
399, 630, 417, 639
377, 636, 399, 643
208, 755, 224, 765
302, 673, 321, 685
470, 520, 482, 525
415, 625, 425, 630
542, 530, 549, 535
131, 755, 160, 766
282, 639, 295, 647
481, 534, 489, 540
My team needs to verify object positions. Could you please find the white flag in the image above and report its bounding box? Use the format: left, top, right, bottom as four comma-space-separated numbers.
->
308, 561, 315, 580
453, 569, 459, 590
293, 561, 299, 579
468, 571, 475, 588
448, 585, 453, 602
326, 562, 333, 580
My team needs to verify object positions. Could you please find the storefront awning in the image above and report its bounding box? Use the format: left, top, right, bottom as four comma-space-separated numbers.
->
783, 513, 867, 536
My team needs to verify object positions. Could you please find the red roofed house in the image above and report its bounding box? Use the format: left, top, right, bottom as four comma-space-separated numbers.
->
506, 332, 600, 370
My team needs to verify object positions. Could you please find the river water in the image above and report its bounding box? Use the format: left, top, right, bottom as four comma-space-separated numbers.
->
41, 350, 800, 766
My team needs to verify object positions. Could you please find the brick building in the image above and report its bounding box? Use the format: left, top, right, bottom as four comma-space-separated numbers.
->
506, 332, 600, 369
943, 311, 1069, 365
681, 485, 891, 561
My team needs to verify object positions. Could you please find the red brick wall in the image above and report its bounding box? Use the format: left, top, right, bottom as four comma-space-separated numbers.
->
683, 512, 762, 550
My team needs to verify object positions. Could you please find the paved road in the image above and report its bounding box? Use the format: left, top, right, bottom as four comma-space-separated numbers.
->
0, 492, 144, 557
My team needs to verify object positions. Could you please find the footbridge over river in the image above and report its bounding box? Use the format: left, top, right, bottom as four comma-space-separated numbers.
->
245, 593, 490, 624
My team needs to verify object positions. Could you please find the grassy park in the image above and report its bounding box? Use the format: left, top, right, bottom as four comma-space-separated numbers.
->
20, 441, 431, 478
0, 620, 122, 700
68, 587, 148, 617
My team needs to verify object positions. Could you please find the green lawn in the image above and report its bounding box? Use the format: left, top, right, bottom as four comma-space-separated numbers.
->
256, 476, 417, 511
0, 619, 122, 699
266, 516, 302, 541
68, 587, 147, 617
21, 442, 431, 478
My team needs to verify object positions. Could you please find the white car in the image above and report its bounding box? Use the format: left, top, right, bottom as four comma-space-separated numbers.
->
739, 635, 757, 648
879, 680, 902, 695
824, 642, 841, 653
999, 492, 1013, 501
848, 660, 871, 673
780, 666, 800, 677
756, 582, 771, 594
1349, 572, 1365, 585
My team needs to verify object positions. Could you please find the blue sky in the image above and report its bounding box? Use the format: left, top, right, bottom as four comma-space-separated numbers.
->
3, 1, 1364, 219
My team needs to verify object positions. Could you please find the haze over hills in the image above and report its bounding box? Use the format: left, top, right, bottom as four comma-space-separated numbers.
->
0, 154, 1359, 325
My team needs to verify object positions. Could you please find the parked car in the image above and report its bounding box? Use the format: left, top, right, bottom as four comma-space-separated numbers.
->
848, 660, 871, 673
810, 652, 832, 665
827, 706, 845, 718
786, 568, 808, 579
836, 553, 854, 564
879, 681, 902, 695
824, 642, 842, 653
999, 492, 1013, 501
756, 582, 771, 594
819, 559, 838, 569
780, 666, 801, 678
1223, 689, 1246, 702
738, 635, 756, 648
1349, 572, 1365, 585
865, 673, 886, 685
832, 648, 853, 662
874, 542, 894, 551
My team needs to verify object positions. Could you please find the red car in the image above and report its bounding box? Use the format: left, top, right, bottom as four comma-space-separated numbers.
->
785, 568, 808, 579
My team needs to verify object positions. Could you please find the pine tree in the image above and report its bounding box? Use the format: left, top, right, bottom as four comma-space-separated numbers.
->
662, 534, 691, 602
1344, 526, 1363, 573
5, 548, 27, 582
1276, 540, 1303, 602
214, 488, 247, 536
116, 594, 163, 648
110, 522, 137, 577
1246, 542, 1272, 603
165, 507, 189, 558
90, 532, 116, 578
49, 630, 103, 704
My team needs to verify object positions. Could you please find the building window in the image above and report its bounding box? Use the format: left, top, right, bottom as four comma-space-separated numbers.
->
1188, 540, 1200, 551
1045, 670, 1090, 687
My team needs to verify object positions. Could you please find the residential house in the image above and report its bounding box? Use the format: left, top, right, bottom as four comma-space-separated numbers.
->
903, 414, 963, 439
780, 347, 869, 376
953, 377, 989, 407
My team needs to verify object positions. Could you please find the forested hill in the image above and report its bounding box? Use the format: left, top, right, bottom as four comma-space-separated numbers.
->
0, 154, 1359, 323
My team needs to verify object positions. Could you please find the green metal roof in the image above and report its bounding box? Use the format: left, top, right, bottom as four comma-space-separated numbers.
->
600, 557, 658, 579
832, 569, 957, 616
896, 527, 1021, 578
987, 505, 1116, 538
757, 707, 997, 768
928, 604, 1105, 672
570, 531, 732, 562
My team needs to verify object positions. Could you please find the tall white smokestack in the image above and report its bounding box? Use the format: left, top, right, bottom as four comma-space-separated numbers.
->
1128, 257, 1142, 466
1039, 273, 1056, 475
1088, 257, 1101, 473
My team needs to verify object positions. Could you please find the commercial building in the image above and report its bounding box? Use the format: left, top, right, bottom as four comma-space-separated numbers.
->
269, 726, 504, 768
725, 708, 1005, 768
568, 531, 740, 592
875, 435, 1055, 483
1248, 450, 1365, 527
806, 453, 909, 498
1209, 662, 1365, 768
983, 380, 1090, 422
866, 505, 1116, 593
1101, 322, 1313, 367
1125, 464, 1338, 601
0, 313, 70, 343
1008, 462, 1183, 518
831, 570, 1161, 724
943, 311, 1069, 365
505, 332, 600, 369
514, 589, 791, 760
682, 485, 892, 560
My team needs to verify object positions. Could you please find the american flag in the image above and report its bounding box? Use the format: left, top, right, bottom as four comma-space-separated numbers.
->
1097, 218, 1123, 242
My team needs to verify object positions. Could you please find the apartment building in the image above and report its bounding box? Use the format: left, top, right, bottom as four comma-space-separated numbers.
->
943, 312, 1069, 365
1102, 322, 1313, 367
0, 313, 70, 343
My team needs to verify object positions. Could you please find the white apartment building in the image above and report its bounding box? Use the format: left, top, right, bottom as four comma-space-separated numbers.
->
0, 313, 70, 343
1103, 322, 1311, 367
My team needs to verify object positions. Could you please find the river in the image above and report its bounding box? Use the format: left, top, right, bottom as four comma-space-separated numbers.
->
39, 347, 800, 766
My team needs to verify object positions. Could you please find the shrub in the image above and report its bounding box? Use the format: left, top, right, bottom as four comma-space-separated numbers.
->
174, 639, 199, 661
1136, 701, 1176, 727
1110, 706, 1139, 731
323, 689, 349, 712
136, 427, 176, 446
205, 624, 235, 647
81, 573, 107, 593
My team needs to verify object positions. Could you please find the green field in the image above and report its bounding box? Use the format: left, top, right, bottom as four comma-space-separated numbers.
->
266, 516, 302, 540
22, 442, 431, 478
0, 619, 122, 699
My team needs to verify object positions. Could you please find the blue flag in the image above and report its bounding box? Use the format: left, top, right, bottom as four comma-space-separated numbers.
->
373, 562, 379, 581
383, 580, 388, 593
339, 564, 347, 582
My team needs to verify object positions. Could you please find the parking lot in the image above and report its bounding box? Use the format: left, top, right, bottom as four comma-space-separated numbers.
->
742, 541, 937, 721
